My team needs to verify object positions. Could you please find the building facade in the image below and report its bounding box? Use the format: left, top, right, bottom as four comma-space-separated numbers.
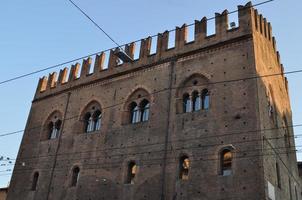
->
0, 187, 8, 200
7, 2, 302, 200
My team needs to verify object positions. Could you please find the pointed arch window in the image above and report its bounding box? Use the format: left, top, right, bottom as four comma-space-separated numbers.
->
141, 99, 150, 122
183, 93, 191, 113
220, 149, 233, 176
126, 162, 137, 184
48, 120, 62, 139
179, 155, 190, 180
192, 91, 201, 111
130, 102, 140, 124
31, 172, 39, 191
93, 110, 102, 131
71, 167, 80, 187
84, 113, 94, 133
201, 89, 210, 110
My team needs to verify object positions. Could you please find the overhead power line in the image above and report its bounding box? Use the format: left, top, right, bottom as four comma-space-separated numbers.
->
67, 0, 120, 47
0, 65, 301, 139
0, 0, 274, 85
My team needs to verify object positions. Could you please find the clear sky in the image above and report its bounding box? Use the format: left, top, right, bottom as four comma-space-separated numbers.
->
0, 0, 301, 188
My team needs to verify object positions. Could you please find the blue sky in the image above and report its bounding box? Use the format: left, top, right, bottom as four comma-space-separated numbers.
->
0, 0, 301, 188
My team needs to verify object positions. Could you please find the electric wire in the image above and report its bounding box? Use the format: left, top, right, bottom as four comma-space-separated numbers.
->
0, 0, 274, 85
67, 0, 120, 47
0, 66, 301, 139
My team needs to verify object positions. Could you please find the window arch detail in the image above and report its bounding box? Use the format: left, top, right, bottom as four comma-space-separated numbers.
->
31, 172, 39, 191
125, 161, 137, 184
219, 146, 234, 176
81, 101, 102, 133
124, 88, 151, 124
43, 111, 63, 140
71, 166, 80, 187
179, 155, 190, 180
176, 74, 210, 114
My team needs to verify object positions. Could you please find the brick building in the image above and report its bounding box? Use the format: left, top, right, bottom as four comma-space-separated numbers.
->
0, 188, 8, 200
7, 2, 302, 200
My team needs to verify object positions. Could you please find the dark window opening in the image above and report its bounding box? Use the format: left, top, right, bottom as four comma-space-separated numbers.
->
201, 89, 210, 110
183, 93, 191, 113
71, 167, 80, 187
126, 162, 137, 184
84, 113, 94, 133
31, 172, 39, 191
221, 149, 232, 176
93, 110, 102, 131
48, 120, 62, 139
192, 91, 201, 111
179, 156, 190, 180
130, 102, 140, 124
140, 99, 150, 122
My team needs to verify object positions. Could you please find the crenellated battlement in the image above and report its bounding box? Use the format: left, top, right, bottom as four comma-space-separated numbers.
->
35, 2, 283, 99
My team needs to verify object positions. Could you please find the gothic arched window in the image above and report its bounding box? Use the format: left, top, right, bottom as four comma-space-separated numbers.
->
93, 110, 102, 131
201, 89, 210, 110
183, 93, 191, 113
84, 113, 94, 133
130, 102, 140, 124
82, 101, 102, 133
192, 91, 201, 111
44, 111, 63, 140
140, 99, 150, 122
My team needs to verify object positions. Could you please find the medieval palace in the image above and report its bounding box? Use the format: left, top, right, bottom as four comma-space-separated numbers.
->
7, 2, 302, 200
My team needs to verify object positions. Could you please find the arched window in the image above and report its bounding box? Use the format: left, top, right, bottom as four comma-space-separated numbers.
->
221, 149, 232, 176
93, 110, 102, 131
126, 162, 137, 184
140, 99, 150, 122
192, 91, 201, 111
183, 93, 191, 113
130, 102, 140, 124
179, 156, 190, 180
84, 113, 94, 133
71, 167, 80, 187
31, 172, 39, 191
48, 120, 62, 139
201, 89, 210, 110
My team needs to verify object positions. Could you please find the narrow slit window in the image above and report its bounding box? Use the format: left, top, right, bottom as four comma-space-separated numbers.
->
221, 149, 232, 176
179, 156, 190, 180
31, 172, 39, 191
71, 167, 80, 187
126, 162, 137, 184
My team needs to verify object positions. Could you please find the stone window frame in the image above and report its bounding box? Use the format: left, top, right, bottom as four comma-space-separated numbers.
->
218, 145, 235, 176
176, 73, 211, 114
80, 100, 103, 134
41, 110, 63, 141
123, 88, 152, 125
